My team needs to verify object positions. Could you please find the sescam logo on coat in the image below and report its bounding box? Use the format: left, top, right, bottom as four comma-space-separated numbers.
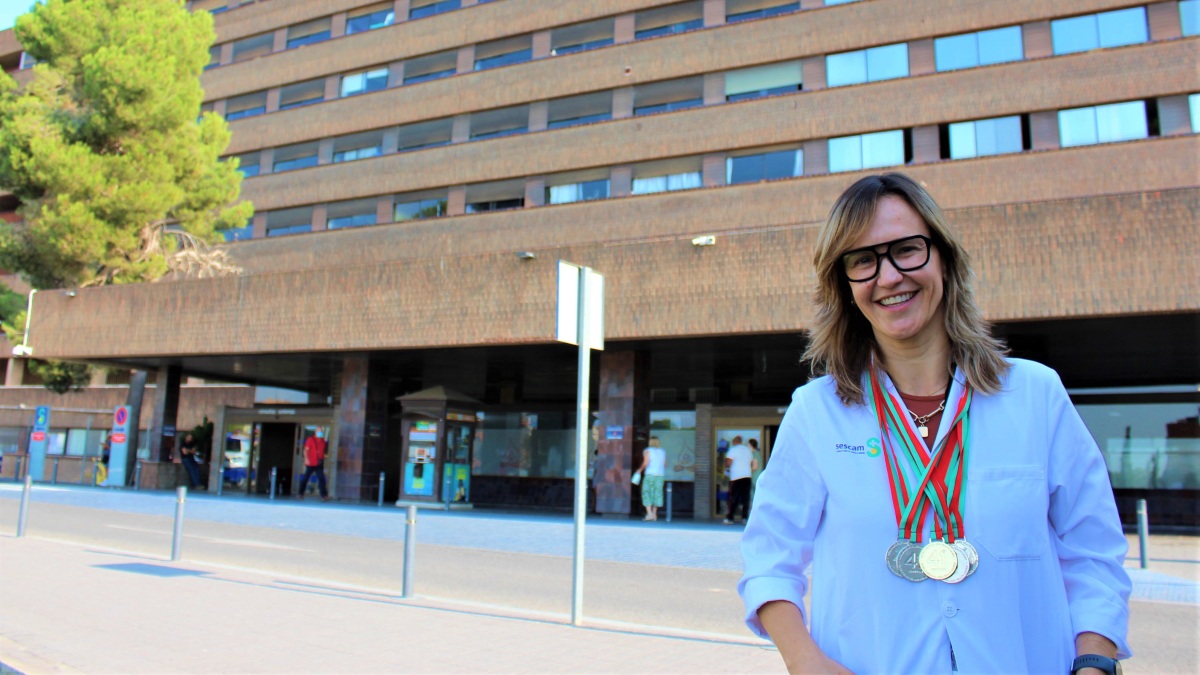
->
835, 438, 882, 458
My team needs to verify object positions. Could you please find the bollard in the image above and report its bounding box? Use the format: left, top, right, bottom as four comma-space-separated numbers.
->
16, 475, 32, 537
269, 467, 277, 501
13, 455, 22, 482
134, 460, 142, 490
402, 504, 417, 598
1137, 498, 1149, 569
81, 456, 88, 485
171, 486, 187, 561
378, 472, 386, 508
51, 457, 60, 485
665, 482, 673, 523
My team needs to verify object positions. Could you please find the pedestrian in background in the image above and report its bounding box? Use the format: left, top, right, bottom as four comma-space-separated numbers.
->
636, 436, 667, 521
298, 428, 330, 501
739, 173, 1129, 673
178, 433, 203, 489
724, 435, 756, 524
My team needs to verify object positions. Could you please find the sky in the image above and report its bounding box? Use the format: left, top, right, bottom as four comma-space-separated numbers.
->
0, 1, 37, 32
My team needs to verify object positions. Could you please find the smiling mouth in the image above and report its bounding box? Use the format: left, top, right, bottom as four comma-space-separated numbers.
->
879, 292, 915, 307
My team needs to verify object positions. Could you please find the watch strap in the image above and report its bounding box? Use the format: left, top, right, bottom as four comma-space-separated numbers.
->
1071, 654, 1119, 675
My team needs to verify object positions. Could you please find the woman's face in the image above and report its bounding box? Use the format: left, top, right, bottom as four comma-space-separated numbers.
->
845, 196, 947, 352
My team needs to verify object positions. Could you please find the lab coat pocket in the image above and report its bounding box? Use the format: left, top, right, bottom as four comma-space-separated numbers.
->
971, 465, 1048, 560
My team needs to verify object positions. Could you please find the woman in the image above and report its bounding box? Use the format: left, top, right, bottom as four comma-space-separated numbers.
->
637, 436, 667, 521
739, 174, 1130, 674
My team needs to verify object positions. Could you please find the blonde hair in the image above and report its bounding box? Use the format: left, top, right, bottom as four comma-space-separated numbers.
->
803, 173, 1009, 405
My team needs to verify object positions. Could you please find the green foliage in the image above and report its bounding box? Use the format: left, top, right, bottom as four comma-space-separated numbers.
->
0, 285, 26, 343
189, 415, 214, 460
27, 358, 91, 394
0, 0, 253, 290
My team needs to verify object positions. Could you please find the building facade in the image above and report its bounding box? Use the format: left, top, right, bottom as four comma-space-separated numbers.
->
1, 0, 1197, 524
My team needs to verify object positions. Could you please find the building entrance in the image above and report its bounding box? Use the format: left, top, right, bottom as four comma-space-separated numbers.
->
216, 406, 335, 499
711, 408, 784, 520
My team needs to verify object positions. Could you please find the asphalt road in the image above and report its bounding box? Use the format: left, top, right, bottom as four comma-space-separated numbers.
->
1, 487, 1197, 672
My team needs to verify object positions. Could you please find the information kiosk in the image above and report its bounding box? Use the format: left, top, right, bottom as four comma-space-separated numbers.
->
397, 386, 479, 505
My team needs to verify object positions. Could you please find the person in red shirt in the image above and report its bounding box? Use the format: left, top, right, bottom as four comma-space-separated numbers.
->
297, 429, 330, 501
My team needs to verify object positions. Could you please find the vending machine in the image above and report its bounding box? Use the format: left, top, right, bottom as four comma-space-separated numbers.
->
397, 387, 479, 504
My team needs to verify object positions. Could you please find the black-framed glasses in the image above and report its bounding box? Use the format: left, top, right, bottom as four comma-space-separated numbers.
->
841, 235, 933, 282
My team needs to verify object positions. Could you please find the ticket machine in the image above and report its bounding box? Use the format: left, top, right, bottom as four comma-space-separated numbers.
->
398, 386, 479, 505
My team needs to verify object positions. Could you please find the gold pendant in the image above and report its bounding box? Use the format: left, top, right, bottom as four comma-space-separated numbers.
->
918, 425, 929, 438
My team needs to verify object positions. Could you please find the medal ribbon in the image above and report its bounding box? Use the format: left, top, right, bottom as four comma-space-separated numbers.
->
868, 367, 972, 543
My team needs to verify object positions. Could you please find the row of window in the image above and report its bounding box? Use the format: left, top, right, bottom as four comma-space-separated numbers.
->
227, 94, 1197, 240
221, 3, 1185, 180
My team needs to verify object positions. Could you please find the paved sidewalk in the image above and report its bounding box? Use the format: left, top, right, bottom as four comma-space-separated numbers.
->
0, 536, 780, 674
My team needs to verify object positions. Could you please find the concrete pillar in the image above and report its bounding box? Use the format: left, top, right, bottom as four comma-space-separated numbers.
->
218, 42, 234, 66
1147, 2, 1183, 41
801, 55, 825, 91
265, 88, 281, 113
394, 0, 410, 23
387, 60, 406, 88
324, 75, 340, 101
911, 125, 941, 164
800, 0, 824, 9
318, 139, 335, 165
612, 87, 634, 119
609, 166, 633, 197
1022, 21, 1052, 60
330, 12, 348, 39
272, 28, 288, 53
694, 403, 713, 519
528, 100, 549, 132
451, 114, 471, 143
524, 177, 546, 207
252, 213, 267, 238
89, 368, 108, 386
5, 358, 25, 386
908, 38, 935, 77
259, 148, 275, 175
532, 30, 552, 59
802, 139, 828, 176
613, 14, 635, 44
312, 204, 328, 232
1157, 95, 1193, 136
703, 72, 725, 105
702, 153, 726, 187
212, 99, 228, 118
703, 0, 726, 27
456, 45, 476, 74
1030, 111, 1060, 151
446, 185, 467, 215
376, 196, 394, 224
382, 128, 400, 154
334, 355, 391, 502
148, 365, 182, 463
595, 351, 648, 516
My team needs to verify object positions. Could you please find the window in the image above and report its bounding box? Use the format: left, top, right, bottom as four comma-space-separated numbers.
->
551, 19, 615, 56
1051, 7, 1148, 55
547, 92, 612, 129
18, 52, 38, 70
287, 18, 332, 49
466, 180, 525, 213
232, 152, 260, 177
265, 207, 313, 237
396, 118, 454, 152
327, 199, 378, 230
725, 61, 802, 102
829, 130, 908, 173
466, 198, 523, 213
272, 142, 320, 173
824, 0, 862, 4
631, 171, 702, 194
1191, 93, 1200, 133
726, 149, 802, 184
934, 26, 1023, 72
332, 132, 385, 163
475, 36, 533, 71
634, 77, 704, 115
726, 0, 800, 23
341, 68, 388, 97
1059, 101, 1149, 147
635, 1, 703, 40
278, 79, 325, 110
547, 179, 610, 204
346, 4, 395, 35
1183, 0, 1200, 36
404, 51, 458, 85
947, 115, 1024, 159
223, 223, 254, 242
225, 91, 267, 121
826, 43, 909, 88
470, 105, 529, 141
395, 193, 448, 221
231, 33, 273, 63
410, 0, 461, 20
206, 45, 221, 70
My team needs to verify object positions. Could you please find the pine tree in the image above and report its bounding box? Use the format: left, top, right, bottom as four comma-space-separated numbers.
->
0, 0, 252, 290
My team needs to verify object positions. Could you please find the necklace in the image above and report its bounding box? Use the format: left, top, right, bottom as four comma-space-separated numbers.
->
908, 400, 945, 438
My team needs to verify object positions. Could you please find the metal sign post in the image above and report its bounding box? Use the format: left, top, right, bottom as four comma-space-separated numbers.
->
107, 406, 132, 487
27, 405, 51, 481
557, 261, 604, 627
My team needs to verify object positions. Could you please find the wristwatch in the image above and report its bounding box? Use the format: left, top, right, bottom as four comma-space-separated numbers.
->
1070, 655, 1122, 675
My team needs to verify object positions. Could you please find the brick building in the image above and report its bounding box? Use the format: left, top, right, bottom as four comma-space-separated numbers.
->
1, 0, 1197, 523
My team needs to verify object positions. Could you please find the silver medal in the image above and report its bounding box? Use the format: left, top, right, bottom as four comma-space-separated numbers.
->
885, 540, 908, 578
952, 539, 979, 576
943, 545, 970, 584
896, 542, 927, 582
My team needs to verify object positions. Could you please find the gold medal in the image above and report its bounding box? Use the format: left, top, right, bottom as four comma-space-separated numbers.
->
918, 540, 958, 580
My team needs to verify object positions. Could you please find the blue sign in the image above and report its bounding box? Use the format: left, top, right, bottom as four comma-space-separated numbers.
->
106, 405, 131, 487
28, 405, 51, 480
